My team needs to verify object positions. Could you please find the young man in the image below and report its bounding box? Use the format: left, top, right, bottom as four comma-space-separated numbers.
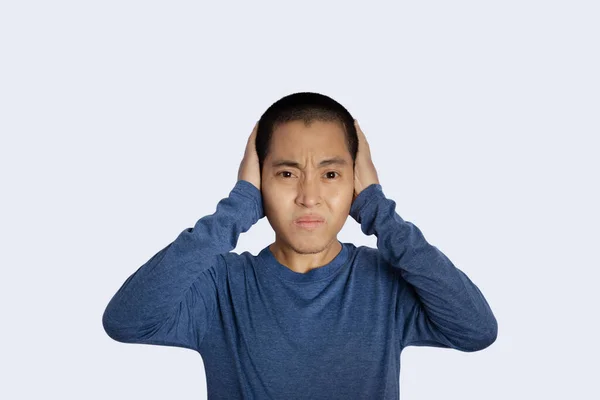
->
103, 92, 498, 399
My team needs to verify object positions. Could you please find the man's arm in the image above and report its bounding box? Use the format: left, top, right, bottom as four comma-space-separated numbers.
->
102, 180, 263, 351
350, 183, 498, 352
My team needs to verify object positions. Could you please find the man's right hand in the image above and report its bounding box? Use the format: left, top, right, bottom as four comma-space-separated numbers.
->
237, 121, 261, 191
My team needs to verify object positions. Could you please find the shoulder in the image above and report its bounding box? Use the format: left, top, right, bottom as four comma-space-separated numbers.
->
347, 243, 399, 278
346, 242, 381, 267
217, 250, 258, 277
350, 243, 380, 261
220, 250, 256, 264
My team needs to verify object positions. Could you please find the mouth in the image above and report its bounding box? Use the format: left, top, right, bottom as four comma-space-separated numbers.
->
293, 220, 325, 230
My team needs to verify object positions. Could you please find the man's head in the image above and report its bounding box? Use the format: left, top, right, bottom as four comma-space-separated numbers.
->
256, 92, 358, 256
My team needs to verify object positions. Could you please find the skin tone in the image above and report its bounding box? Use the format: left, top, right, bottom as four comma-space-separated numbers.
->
237, 119, 379, 274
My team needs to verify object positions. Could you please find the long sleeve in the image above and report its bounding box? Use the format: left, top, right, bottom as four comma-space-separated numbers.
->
350, 183, 498, 352
102, 180, 264, 352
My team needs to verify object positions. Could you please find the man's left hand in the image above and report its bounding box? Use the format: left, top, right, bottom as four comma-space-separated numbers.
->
352, 119, 380, 204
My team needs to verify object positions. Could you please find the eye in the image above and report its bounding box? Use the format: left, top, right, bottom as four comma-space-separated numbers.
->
277, 171, 294, 178
277, 171, 339, 179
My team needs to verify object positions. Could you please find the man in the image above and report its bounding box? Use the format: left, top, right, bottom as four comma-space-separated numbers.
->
103, 92, 498, 399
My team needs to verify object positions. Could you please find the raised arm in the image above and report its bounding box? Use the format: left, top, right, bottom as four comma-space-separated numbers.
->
102, 122, 264, 352
350, 183, 498, 352
102, 179, 263, 351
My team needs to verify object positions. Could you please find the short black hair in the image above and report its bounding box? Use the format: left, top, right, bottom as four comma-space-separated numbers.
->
256, 92, 358, 177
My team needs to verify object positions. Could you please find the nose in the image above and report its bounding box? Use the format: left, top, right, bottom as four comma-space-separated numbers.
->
296, 176, 321, 207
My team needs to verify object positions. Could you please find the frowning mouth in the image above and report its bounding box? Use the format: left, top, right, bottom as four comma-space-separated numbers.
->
294, 214, 325, 223
293, 213, 325, 230
294, 220, 324, 230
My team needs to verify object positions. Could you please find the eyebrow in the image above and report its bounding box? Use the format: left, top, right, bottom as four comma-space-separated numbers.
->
271, 156, 348, 169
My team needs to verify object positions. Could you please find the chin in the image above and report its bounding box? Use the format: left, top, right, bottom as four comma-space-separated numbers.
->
286, 235, 334, 255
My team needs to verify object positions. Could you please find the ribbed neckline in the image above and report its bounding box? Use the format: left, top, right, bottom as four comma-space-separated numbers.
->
258, 240, 350, 283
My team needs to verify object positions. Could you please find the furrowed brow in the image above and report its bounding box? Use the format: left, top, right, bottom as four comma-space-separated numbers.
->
271, 157, 348, 169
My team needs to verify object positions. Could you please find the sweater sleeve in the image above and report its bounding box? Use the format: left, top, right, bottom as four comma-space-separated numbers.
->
349, 184, 498, 352
102, 180, 263, 352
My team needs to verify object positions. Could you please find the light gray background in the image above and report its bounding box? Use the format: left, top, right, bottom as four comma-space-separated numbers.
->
1, 1, 598, 399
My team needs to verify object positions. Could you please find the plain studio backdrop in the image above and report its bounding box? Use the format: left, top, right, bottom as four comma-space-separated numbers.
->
1, 1, 598, 399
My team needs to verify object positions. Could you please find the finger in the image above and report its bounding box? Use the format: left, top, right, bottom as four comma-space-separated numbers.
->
354, 119, 365, 137
248, 121, 258, 141
245, 122, 259, 155
354, 119, 370, 149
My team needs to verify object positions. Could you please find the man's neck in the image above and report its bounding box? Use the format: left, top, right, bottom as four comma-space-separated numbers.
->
268, 239, 342, 274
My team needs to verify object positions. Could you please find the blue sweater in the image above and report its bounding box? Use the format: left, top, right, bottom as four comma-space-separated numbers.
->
102, 180, 497, 399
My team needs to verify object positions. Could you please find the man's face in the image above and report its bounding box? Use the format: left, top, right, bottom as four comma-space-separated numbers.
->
261, 120, 354, 255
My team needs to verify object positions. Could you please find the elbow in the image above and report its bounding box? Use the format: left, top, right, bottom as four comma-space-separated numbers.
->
102, 308, 121, 341
484, 316, 499, 347
481, 311, 499, 347
462, 315, 498, 352
102, 307, 134, 343
467, 329, 497, 352
102, 307, 160, 344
